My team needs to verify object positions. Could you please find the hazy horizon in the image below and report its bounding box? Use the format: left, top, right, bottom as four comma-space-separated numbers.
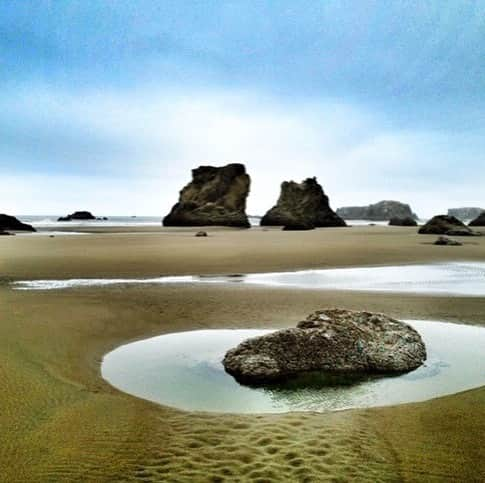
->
2, 1, 484, 218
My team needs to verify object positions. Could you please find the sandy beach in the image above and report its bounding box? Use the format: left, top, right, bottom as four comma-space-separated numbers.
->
1, 226, 485, 481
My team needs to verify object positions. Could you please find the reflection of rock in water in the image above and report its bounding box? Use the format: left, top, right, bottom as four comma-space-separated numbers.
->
223, 308, 427, 385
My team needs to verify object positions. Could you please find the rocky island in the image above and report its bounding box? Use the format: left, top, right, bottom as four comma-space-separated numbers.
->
0, 214, 36, 232
163, 163, 251, 227
337, 200, 418, 221
448, 207, 484, 221
260, 177, 346, 229
58, 211, 96, 222
419, 215, 481, 236
223, 308, 426, 385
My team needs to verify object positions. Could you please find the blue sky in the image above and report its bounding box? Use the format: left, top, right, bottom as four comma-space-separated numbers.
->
1, 0, 484, 216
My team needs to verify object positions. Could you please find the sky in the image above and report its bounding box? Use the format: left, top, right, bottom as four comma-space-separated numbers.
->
1, 0, 485, 217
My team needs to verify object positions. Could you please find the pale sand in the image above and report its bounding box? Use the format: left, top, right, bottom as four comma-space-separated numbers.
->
1, 226, 484, 481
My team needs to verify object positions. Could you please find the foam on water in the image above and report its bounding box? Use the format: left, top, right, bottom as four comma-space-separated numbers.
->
13, 262, 485, 296
101, 320, 485, 413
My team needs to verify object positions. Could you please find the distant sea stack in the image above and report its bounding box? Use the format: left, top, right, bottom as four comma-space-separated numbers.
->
418, 215, 480, 236
448, 207, 484, 221
469, 212, 485, 227
163, 163, 251, 227
260, 177, 346, 229
0, 214, 36, 232
58, 211, 96, 222
336, 201, 418, 221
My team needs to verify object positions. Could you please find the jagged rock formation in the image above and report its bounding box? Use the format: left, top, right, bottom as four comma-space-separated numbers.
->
434, 236, 462, 246
58, 211, 96, 222
337, 201, 418, 221
163, 164, 251, 227
469, 212, 485, 227
448, 207, 484, 221
0, 214, 36, 232
223, 308, 426, 385
389, 216, 418, 227
260, 177, 346, 229
418, 215, 480, 236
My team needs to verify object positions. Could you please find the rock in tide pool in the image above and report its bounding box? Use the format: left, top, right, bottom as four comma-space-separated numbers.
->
0, 214, 36, 232
260, 177, 346, 229
58, 211, 96, 221
469, 212, 485, 227
223, 309, 426, 385
163, 163, 251, 227
389, 216, 418, 226
419, 215, 480, 236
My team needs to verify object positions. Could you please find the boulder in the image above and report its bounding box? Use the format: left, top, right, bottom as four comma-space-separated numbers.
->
260, 177, 346, 229
469, 212, 485, 227
448, 207, 484, 221
389, 216, 418, 227
434, 236, 462, 246
195, 231, 208, 237
337, 201, 418, 221
58, 211, 96, 221
223, 308, 426, 385
163, 163, 251, 227
0, 214, 36, 232
418, 215, 480, 236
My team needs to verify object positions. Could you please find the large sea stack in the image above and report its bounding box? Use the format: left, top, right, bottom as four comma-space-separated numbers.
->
419, 215, 480, 236
448, 207, 484, 221
260, 177, 346, 229
223, 308, 426, 385
58, 211, 96, 222
163, 163, 251, 227
337, 201, 418, 221
0, 214, 36, 232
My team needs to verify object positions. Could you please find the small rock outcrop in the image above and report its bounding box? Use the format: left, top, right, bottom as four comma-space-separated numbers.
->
389, 216, 418, 227
163, 163, 251, 227
469, 212, 485, 227
448, 207, 484, 221
434, 236, 462, 246
58, 211, 96, 222
260, 178, 346, 229
195, 231, 208, 237
223, 308, 426, 385
0, 214, 36, 232
337, 201, 418, 221
418, 215, 480, 236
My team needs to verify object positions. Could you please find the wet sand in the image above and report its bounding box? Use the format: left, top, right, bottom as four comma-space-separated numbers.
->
1, 226, 484, 481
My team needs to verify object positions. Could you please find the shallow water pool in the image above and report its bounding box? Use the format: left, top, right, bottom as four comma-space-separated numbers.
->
101, 320, 485, 414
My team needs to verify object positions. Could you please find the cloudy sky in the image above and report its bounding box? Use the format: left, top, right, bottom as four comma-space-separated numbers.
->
1, 0, 484, 217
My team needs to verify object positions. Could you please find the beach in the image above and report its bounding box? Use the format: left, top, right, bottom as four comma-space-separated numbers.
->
1, 226, 485, 481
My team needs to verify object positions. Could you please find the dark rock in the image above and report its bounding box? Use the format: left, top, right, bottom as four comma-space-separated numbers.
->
58, 211, 96, 222
223, 308, 426, 385
195, 231, 208, 237
163, 163, 251, 227
337, 201, 418, 221
282, 223, 314, 231
434, 236, 462, 246
389, 216, 418, 227
469, 212, 485, 227
418, 215, 480, 236
260, 177, 346, 229
448, 207, 484, 221
0, 214, 36, 232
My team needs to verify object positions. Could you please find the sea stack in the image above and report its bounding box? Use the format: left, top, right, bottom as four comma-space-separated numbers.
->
337, 201, 418, 221
163, 163, 251, 227
223, 308, 426, 385
469, 212, 485, 227
260, 177, 346, 229
58, 211, 96, 222
0, 214, 36, 232
419, 215, 480, 236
